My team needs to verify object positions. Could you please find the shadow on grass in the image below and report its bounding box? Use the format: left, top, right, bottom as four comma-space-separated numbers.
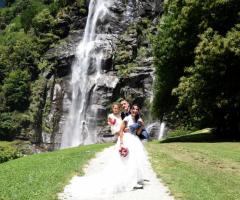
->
160, 133, 240, 143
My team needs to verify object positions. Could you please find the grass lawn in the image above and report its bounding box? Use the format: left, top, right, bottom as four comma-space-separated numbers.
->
146, 133, 240, 200
0, 143, 111, 200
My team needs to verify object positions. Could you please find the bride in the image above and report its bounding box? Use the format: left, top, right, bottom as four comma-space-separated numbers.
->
61, 104, 149, 199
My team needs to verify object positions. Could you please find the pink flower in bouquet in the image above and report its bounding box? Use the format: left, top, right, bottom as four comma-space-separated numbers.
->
108, 118, 116, 125
119, 147, 129, 157
112, 118, 116, 125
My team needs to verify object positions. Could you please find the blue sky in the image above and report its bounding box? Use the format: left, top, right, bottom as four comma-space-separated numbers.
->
0, 0, 5, 8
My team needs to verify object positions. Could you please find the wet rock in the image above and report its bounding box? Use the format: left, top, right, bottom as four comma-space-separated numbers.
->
40, 0, 163, 148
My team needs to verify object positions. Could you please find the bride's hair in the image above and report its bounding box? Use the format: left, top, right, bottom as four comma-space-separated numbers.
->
111, 102, 120, 109
131, 104, 140, 122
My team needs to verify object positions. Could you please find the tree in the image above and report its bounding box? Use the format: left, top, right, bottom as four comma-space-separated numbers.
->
152, 0, 201, 119
173, 26, 240, 135
2, 70, 31, 112
153, 0, 240, 135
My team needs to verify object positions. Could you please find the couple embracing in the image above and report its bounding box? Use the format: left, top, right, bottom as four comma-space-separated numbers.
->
103, 99, 150, 190
65, 99, 150, 198
108, 99, 149, 141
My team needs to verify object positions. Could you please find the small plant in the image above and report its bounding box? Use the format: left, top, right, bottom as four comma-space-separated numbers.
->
116, 62, 138, 76
0, 141, 23, 163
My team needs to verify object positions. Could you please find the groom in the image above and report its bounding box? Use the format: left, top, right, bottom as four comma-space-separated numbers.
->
119, 98, 131, 119
119, 98, 149, 141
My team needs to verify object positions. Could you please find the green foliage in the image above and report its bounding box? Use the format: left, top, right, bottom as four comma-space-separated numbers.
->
27, 77, 48, 143
76, 0, 86, 14
0, 112, 26, 140
37, 58, 56, 71
0, 44, 8, 82
76, 0, 85, 7
4, 16, 22, 32
0, 141, 22, 163
173, 25, 240, 133
115, 50, 133, 64
28, 77, 47, 123
153, 0, 240, 135
21, 0, 47, 31
0, 32, 41, 140
2, 70, 31, 112
20, 6, 36, 32
0, 0, 29, 30
152, 0, 201, 118
37, 32, 60, 51
0, 32, 41, 79
116, 62, 138, 76
0, 0, 87, 142
32, 9, 55, 34
137, 47, 148, 58
48, 0, 77, 16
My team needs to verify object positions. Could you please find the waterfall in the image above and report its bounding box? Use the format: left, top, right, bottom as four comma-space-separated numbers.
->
146, 121, 168, 140
61, 0, 114, 148
158, 122, 166, 140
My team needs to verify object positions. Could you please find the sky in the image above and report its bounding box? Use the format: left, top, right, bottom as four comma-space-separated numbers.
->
0, 0, 5, 8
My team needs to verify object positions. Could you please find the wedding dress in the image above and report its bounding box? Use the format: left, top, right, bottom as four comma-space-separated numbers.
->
61, 132, 149, 199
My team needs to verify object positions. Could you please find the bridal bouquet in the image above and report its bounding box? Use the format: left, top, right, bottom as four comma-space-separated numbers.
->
119, 146, 129, 157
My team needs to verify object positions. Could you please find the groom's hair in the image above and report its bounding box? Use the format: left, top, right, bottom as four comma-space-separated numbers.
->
119, 98, 130, 108
118, 98, 126, 103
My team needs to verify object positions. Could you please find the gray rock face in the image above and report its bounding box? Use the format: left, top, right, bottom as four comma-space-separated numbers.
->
42, 0, 163, 147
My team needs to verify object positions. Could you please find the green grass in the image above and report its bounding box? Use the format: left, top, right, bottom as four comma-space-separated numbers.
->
146, 135, 240, 200
0, 143, 111, 200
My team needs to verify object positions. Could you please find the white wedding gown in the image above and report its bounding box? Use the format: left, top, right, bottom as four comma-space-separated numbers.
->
61, 132, 149, 199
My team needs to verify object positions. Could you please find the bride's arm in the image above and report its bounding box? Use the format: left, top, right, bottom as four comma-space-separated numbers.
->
119, 121, 126, 146
136, 118, 144, 135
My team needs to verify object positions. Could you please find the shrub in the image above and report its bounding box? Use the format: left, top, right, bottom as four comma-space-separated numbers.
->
0, 112, 21, 140
0, 141, 22, 163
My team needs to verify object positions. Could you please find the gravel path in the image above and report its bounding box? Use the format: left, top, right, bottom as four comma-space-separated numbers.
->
59, 146, 175, 200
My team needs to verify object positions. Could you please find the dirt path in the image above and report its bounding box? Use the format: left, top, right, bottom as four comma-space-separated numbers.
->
59, 146, 174, 200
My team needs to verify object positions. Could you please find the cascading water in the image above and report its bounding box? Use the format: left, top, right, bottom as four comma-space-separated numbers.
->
61, 0, 114, 148
158, 122, 166, 140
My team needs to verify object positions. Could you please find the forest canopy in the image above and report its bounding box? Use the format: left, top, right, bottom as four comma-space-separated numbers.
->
153, 0, 240, 136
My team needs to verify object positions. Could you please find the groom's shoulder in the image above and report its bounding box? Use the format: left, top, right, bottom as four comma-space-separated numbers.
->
123, 115, 131, 122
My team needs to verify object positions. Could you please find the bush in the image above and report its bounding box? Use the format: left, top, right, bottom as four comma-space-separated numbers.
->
0, 141, 22, 163
32, 8, 55, 34
0, 112, 22, 140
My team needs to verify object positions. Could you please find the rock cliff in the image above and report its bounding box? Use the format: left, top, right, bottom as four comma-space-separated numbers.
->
40, 0, 163, 149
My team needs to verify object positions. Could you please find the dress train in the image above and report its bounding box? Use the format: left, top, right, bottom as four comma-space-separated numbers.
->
61, 132, 149, 199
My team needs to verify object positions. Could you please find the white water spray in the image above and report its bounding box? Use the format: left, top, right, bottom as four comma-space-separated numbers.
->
158, 122, 166, 140
61, 0, 114, 148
